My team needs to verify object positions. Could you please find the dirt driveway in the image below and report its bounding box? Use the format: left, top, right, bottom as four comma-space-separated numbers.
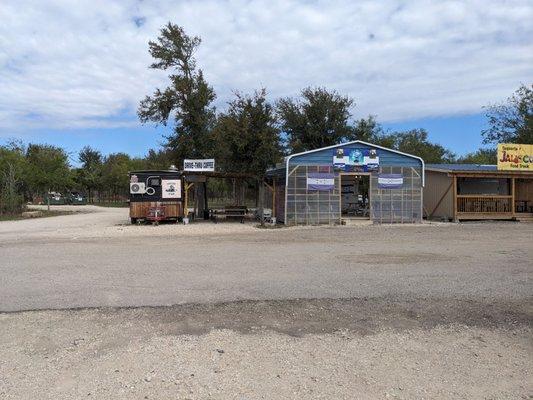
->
0, 207, 531, 399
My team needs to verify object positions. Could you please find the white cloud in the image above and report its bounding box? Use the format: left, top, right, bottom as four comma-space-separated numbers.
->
0, 0, 531, 132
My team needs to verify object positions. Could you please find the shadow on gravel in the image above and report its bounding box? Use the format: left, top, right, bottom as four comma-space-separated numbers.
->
97, 297, 533, 337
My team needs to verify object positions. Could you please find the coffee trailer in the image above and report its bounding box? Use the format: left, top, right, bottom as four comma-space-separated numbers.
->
129, 168, 260, 223
129, 170, 183, 223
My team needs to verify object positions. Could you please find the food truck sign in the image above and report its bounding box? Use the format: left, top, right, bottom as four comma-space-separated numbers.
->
497, 144, 533, 171
183, 159, 215, 172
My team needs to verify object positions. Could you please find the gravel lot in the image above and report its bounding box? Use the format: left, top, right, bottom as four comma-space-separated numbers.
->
0, 206, 531, 399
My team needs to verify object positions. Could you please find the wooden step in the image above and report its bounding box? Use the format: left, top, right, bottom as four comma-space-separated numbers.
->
515, 213, 533, 222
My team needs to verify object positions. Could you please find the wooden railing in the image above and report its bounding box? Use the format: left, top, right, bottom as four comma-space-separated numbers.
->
457, 195, 512, 214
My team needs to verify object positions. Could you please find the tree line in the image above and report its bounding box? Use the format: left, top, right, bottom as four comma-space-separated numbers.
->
0, 22, 531, 215
137, 22, 531, 175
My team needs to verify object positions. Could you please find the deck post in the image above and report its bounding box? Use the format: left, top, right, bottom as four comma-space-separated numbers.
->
184, 182, 194, 220
272, 178, 276, 218
511, 177, 516, 218
452, 175, 458, 222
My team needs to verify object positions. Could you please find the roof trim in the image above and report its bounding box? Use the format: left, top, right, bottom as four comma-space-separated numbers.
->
425, 164, 497, 173
284, 140, 425, 186
426, 167, 532, 176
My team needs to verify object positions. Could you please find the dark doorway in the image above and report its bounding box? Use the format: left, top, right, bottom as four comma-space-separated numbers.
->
340, 174, 370, 218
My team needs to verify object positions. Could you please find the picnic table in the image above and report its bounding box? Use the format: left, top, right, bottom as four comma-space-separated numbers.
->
210, 206, 247, 223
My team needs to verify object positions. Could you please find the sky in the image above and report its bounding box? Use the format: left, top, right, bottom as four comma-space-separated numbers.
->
0, 0, 532, 162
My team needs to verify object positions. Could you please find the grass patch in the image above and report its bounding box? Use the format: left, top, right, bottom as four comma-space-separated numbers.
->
93, 202, 129, 208
0, 210, 78, 221
0, 214, 25, 221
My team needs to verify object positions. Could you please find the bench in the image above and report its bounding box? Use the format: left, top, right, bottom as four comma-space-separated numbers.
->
210, 206, 247, 223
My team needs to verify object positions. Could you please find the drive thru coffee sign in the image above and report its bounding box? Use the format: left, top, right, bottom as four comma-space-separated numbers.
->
183, 159, 215, 172
497, 144, 533, 171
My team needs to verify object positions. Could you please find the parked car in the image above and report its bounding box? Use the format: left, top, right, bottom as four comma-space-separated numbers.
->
46, 192, 66, 205
66, 192, 87, 205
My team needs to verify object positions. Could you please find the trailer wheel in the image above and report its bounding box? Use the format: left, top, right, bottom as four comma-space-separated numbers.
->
130, 218, 137, 224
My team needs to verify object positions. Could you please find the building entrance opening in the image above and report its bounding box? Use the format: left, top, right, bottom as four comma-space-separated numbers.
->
340, 174, 370, 218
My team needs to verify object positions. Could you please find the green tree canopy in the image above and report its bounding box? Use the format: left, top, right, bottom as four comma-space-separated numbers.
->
138, 23, 216, 164
214, 89, 282, 177
457, 148, 497, 164
143, 148, 173, 170
348, 116, 397, 148
24, 144, 72, 196
77, 146, 103, 201
0, 142, 27, 213
277, 87, 354, 153
482, 84, 533, 145
101, 153, 145, 197
389, 129, 456, 164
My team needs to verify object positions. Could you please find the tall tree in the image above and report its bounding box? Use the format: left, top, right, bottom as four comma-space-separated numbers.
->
77, 146, 103, 202
277, 87, 354, 153
390, 129, 456, 163
138, 23, 216, 165
482, 84, 533, 144
214, 89, 282, 177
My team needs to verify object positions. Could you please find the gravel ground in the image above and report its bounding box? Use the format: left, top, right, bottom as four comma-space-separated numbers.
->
0, 209, 531, 311
1, 299, 531, 400
0, 205, 259, 241
1, 206, 531, 398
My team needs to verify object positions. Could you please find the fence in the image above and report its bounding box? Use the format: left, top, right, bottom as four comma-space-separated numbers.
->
457, 195, 512, 214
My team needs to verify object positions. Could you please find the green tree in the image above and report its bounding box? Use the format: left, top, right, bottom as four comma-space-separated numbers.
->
24, 144, 72, 198
348, 116, 397, 148
0, 143, 27, 214
101, 153, 144, 201
144, 148, 173, 170
77, 146, 103, 202
482, 84, 533, 144
390, 129, 456, 163
277, 87, 354, 153
138, 23, 216, 165
214, 89, 282, 177
457, 148, 497, 164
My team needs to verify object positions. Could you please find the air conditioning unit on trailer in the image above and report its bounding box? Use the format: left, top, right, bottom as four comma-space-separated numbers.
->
130, 182, 146, 194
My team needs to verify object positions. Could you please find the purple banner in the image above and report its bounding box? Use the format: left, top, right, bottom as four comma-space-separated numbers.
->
378, 173, 404, 189
307, 173, 335, 191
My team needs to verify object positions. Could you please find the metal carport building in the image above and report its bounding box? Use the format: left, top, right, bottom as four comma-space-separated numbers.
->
265, 140, 425, 225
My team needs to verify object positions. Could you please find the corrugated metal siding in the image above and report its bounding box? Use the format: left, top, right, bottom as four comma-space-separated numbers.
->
424, 170, 454, 220
289, 143, 422, 169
